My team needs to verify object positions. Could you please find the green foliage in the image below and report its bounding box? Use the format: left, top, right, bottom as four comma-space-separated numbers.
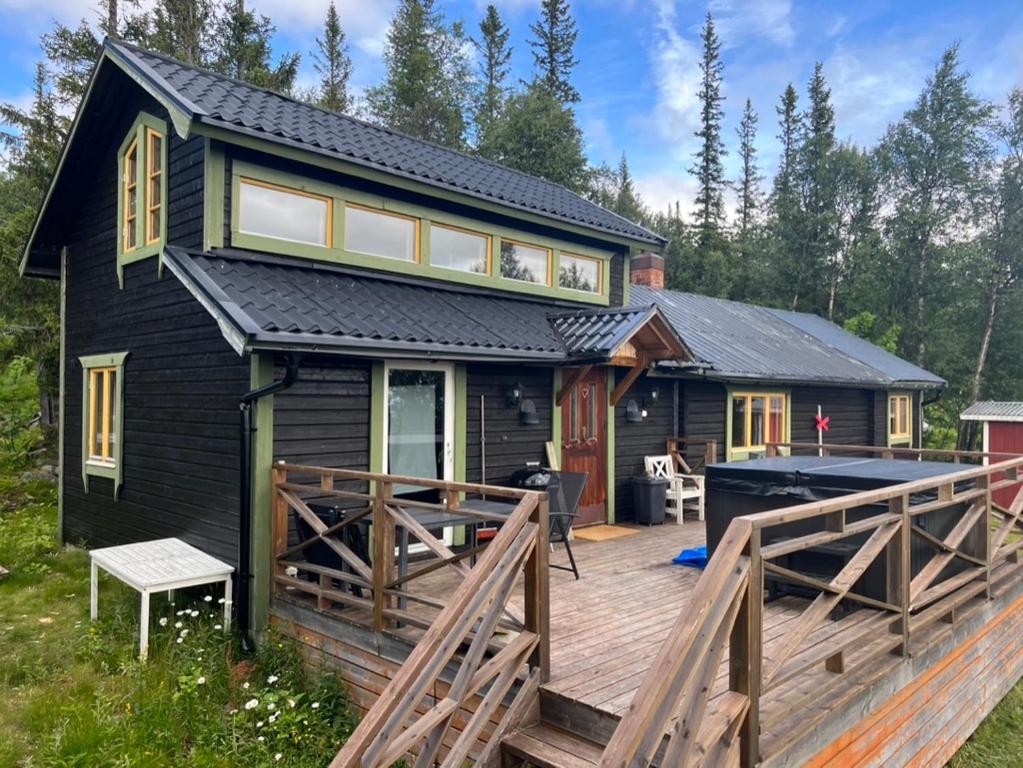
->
691, 13, 727, 251
366, 0, 472, 149
313, 1, 353, 113
211, 1, 300, 93
472, 4, 512, 157
0, 357, 44, 469
842, 312, 900, 353
0, 473, 356, 766
529, 0, 579, 104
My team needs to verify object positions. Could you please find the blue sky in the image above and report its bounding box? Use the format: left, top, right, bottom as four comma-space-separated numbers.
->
1, 0, 1021, 213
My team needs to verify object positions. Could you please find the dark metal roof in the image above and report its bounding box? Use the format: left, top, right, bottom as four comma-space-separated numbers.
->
550, 305, 693, 363
768, 308, 945, 387
106, 40, 662, 247
630, 285, 944, 388
960, 402, 1023, 422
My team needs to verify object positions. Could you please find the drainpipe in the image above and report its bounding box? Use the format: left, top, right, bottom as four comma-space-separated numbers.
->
238, 353, 300, 651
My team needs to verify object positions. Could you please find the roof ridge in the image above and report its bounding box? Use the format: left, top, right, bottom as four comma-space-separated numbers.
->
106, 39, 660, 242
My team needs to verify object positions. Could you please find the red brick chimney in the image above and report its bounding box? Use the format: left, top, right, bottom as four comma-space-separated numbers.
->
631, 252, 665, 289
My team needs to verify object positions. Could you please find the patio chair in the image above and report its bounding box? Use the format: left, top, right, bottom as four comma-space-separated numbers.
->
645, 455, 705, 525
546, 470, 587, 580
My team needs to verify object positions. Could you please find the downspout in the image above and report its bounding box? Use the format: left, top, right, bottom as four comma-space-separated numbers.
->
238, 353, 300, 651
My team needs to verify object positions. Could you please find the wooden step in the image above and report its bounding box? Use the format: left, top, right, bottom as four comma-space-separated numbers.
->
501, 723, 605, 768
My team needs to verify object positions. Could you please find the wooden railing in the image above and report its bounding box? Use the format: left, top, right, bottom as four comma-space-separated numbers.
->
602, 452, 1023, 767
270, 462, 550, 767
667, 437, 719, 475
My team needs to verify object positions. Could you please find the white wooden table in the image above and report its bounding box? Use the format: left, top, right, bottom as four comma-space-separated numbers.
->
90, 538, 234, 659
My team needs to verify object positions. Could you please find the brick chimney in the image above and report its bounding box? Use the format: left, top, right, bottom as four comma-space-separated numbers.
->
631, 252, 665, 289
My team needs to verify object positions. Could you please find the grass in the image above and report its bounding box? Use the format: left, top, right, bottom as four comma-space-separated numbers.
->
948, 683, 1023, 767
0, 473, 357, 767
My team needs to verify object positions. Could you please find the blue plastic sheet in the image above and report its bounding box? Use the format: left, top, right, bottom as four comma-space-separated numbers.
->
673, 546, 708, 569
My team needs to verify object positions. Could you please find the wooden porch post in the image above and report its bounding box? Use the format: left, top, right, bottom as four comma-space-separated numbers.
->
525, 492, 551, 682
372, 481, 395, 632
705, 439, 718, 468
730, 527, 762, 767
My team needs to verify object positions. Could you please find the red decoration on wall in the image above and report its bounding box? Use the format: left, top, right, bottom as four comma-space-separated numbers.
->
816, 414, 831, 432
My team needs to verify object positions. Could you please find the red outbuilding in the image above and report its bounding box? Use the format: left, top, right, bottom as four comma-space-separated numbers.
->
961, 401, 1023, 508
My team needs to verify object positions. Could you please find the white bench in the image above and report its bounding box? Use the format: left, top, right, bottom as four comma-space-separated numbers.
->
90, 538, 234, 659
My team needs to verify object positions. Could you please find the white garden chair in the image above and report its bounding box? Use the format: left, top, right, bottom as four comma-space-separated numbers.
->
645, 454, 705, 525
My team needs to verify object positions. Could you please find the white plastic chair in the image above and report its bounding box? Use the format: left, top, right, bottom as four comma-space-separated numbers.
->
645, 454, 705, 525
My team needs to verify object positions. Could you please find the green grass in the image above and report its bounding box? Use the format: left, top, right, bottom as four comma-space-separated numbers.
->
0, 474, 356, 767
948, 682, 1023, 767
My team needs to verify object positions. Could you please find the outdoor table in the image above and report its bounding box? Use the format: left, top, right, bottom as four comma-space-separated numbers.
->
89, 538, 234, 660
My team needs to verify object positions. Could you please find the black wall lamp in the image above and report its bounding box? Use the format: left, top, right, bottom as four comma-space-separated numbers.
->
643, 387, 660, 408
505, 383, 523, 408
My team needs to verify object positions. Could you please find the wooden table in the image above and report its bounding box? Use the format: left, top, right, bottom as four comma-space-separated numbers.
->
90, 538, 234, 659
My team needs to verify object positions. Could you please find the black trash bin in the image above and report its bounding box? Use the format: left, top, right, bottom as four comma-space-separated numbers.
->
632, 476, 668, 525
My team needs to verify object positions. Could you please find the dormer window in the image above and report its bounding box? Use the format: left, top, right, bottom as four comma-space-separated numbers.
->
344, 203, 418, 262
500, 240, 551, 285
560, 252, 601, 293
431, 223, 489, 273
238, 178, 332, 247
117, 113, 167, 282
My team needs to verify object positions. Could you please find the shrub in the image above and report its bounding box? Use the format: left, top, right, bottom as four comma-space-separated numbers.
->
0, 356, 44, 470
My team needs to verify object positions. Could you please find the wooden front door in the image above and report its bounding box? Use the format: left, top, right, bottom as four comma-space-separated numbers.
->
561, 367, 607, 526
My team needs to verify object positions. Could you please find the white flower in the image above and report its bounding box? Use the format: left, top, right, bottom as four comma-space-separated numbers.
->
176, 638, 183, 644
174, 621, 183, 629
274, 754, 282, 762
257, 736, 265, 743
257, 720, 264, 728
288, 699, 296, 709
267, 675, 279, 684
229, 709, 238, 715
214, 624, 222, 630
310, 702, 320, 710
204, 595, 213, 602
179, 629, 189, 637
190, 610, 199, 618
284, 565, 298, 577
269, 713, 278, 723
176, 610, 185, 616
218, 597, 225, 605
196, 676, 205, 685
242, 682, 250, 690
159, 618, 168, 627
244, 698, 259, 710
267, 702, 275, 711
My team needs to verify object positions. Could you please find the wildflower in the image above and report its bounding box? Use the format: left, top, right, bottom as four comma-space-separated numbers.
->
267, 702, 276, 711
244, 698, 259, 710
275, 754, 283, 762
229, 709, 238, 715
257, 721, 264, 728
176, 638, 183, 644
243, 682, 250, 690
204, 595, 213, 603
174, 621, 183, 629
218, 597, 225, 604
197, 676, 205, 685
258, 736, 265, 743
179, 629, 189, 637
214, 624, 222, 630
310, 702, 320, 710
190, 610, 199, 618
288, 699, 296, 709
267, 675, 279, 684
159, 618, 168, 627
284, 565, 298, 577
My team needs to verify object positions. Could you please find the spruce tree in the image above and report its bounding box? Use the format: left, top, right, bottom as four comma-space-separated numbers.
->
614, 153, 645, 223
529, 0, 579, 103
212, 0, 300, 93
366, 0, 472, 148
735, 98, 762, 239
690, 13, 727, 250
472, 4, 512, 156
313, 1, 353, 113
149, 0, 216, 66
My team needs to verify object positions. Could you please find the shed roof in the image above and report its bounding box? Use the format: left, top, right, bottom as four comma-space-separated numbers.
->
630, 284, 944, 389
106, 40, 661, 246
960, 402, 1023, 422
550, 306, 692, 363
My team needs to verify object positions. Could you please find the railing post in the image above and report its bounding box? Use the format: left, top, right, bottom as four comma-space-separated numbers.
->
524, 492, 551, 682
372, 480, 395, 632
271, 463, 288, 597
731, 523, 762, 767
705, 439, 718, 468
980, 473, 992, 599
886, 494, 910, 655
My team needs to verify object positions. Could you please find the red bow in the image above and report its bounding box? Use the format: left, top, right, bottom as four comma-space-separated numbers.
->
816, 414, 830, 432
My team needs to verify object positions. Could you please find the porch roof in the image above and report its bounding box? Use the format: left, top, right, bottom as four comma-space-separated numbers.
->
163, 246, 688, 365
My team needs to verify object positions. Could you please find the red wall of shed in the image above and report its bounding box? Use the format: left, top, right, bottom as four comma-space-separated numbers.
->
989, 422, 1023, 508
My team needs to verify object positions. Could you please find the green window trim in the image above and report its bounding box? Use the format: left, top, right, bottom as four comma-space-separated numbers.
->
117, 112, 168, 287
725, 387, 792, 462
228, 159, 613, 305
79, 351, 129, 498
887, 391, 913, 447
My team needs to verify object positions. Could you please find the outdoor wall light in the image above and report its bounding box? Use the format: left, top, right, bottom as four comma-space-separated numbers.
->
519, 399, 540, 425
505, 383, 523, 407
626, 399, 648, 423
644, 387, 660, 408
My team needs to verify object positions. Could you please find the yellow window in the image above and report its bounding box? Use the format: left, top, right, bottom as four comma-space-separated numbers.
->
87, 367, 118, 465
145, 128, 163, 244
500, 240, 551, 285
559, 252, 602, 293
731, 392, 786, 451
123, 139, 138, 252
240, 178, 333, 248
890, 394, 911, 441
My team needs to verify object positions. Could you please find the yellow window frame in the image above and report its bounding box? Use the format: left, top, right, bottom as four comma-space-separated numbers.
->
559, 250, 603, 294
890, 394, 912, 441
499, 238, 553, 287
343, 201, 420, 262
731, 392, 787, 451
239, 177, 335, 248
123, 138, 138, 253
145, 127, 164, 245
430, 221, 492, 275
87, 366, 117, 465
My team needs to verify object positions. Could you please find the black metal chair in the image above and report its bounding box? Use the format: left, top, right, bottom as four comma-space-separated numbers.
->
547, 470, 587, 580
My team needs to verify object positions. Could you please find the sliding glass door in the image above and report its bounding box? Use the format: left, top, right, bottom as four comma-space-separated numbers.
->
383, 362, 454, 495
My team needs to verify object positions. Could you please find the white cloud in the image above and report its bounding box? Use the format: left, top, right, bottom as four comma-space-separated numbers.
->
709, 0, 794, 49
250, 0, 394, 56
634, 169, 699, 220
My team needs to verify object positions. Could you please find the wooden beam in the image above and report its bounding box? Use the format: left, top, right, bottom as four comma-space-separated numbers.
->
555, 364, 593, 406
609, 356, 649, 406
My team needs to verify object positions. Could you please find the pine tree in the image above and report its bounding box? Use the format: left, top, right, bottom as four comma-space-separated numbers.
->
212, 0, 299, 93
880, 45, 994, 364
313, 1, 352, 113
529, 0, 579, 103
149, 0, 216, 66
735, 98, 762, 239
472, 4, 512, 156
690, 13, 727, 251
366, 0, 472, 148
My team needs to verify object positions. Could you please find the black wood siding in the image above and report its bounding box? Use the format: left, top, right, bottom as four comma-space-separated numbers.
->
680, 380, 728, 465
465, 365, 552, 486
609, 253, 626, 307
167, 134, 204, 249
62, 90, 247, 563
272, 359, 371, 470
791, 387, 874, 446
614, 372, 674, 521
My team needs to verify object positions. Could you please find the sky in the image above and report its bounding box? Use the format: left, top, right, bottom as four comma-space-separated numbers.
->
1, 0, 1022, 215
